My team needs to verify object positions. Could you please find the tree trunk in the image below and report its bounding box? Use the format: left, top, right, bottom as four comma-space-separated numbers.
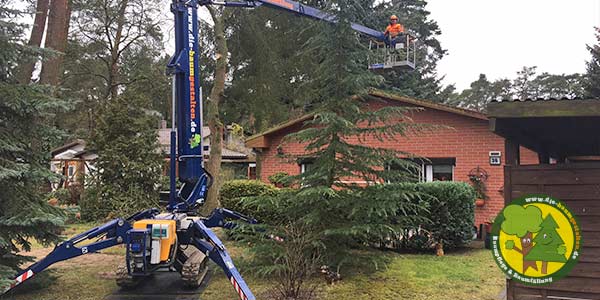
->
39, 0, 71, 86
202, 6, 227, 216
18, 0, 50, 84
541, 261, 548, 274
106, 0, 129, 100
520, 232, 538, 273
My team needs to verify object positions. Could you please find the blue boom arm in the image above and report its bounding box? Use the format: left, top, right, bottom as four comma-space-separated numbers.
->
166, 0, 387, 212
1, 208, 257, 298
1, 209, 159, 294
200, 0, 386, 41
192, 221, 255, 300
2, 0, 390, 298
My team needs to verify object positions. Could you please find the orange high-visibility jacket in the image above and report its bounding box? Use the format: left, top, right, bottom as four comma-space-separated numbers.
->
385, 23, 404, 37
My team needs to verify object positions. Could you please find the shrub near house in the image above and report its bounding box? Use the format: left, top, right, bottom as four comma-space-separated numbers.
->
221, 180, 476, 252
364, 181, 476, 251
220, 180, 280, 224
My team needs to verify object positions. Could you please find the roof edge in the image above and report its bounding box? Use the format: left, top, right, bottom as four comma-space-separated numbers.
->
245, 90, 487, 147
246, 114, 315, 146
368, 89, 488, 121
51, 139, 86, 156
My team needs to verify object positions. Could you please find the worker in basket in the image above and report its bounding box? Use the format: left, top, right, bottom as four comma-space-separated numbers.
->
384, 15, 406, 50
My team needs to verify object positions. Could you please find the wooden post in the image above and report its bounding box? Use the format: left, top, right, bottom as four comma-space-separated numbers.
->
505, 138, 520, 167
538, 152, 550, 164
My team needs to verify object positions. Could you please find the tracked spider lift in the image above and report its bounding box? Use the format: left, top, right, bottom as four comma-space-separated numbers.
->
2, 1, 416, 300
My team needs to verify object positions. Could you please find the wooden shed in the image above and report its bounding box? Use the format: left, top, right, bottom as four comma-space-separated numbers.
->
488, 98, 600, 300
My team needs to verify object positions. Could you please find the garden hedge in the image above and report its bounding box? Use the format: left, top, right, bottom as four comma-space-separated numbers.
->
373, 181, 476, 251
415, 181, 476, 250
220, 180, 280, 223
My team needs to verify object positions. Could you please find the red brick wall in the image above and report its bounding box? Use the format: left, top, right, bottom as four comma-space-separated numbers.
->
256, 99, 538, 228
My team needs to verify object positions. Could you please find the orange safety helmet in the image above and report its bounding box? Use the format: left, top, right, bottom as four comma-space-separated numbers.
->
390, 15, 398, 21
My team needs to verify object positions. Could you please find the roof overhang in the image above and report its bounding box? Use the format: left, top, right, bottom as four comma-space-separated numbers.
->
246, 114, 315, 149
368, 90, 488, 121
245, 90, 487, 149
488, 99, 600, 158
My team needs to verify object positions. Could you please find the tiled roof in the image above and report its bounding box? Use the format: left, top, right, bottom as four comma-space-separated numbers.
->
221, 148, 248, 159
246, 89, 488, 146
492, 97, 592, 102
369, 89, 488, 120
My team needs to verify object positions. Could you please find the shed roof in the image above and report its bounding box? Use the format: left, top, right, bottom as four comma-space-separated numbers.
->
488, 98, 600, 118
488, 98, 600, 158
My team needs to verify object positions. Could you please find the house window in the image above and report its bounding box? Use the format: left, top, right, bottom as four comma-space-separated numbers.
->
248, 163, 257, 180
388, 158, 455, 183
68, 165, 75, 178
298, 157, 315, 174
424, 164, 453, 182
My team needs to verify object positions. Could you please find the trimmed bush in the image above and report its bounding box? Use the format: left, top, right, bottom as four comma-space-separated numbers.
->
415, 181, 476, 250
220, 180, 279, 223
380, 181, 476, 251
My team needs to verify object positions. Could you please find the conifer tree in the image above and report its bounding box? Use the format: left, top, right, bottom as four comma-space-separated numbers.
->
88, 94, 163, 218
525, 214, 568, 275
243, 2, 427, 293
585, 27, 600, 98
0, 0, 67, 291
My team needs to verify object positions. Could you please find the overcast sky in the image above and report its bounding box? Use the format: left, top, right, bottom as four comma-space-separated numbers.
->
16, 1, 600, 92
427, 0, 600, 90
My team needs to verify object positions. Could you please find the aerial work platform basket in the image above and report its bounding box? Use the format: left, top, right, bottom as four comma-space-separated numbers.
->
368, 35, 416, 71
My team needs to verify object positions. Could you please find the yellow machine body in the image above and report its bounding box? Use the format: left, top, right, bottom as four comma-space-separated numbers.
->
133, 219, 177, 262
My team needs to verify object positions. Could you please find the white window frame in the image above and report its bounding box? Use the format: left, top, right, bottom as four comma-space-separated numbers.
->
68, 165, 75, 178
300, 163, 310, 174
423, 164, 454, 182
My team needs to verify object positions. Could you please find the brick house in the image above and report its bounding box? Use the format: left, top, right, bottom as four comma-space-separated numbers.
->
246, 90, 537, 230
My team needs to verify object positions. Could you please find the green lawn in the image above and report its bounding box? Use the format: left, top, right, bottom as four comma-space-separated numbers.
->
8, 224, 505, 300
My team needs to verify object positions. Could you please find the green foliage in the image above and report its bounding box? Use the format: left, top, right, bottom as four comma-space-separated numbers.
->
381, 182, 477, 250
78, 186, 106, 221
375, 1, 446, 102
222, 0, 446, 133
448, 68, 586, 111
60, 205, 82, 225
47, 189, 71, 205
89, 94, 163, 218
46, 184, 83, 205
524, 214, 567, 263
219, 180, 280, 223
586, 27, 600, 98
58, 0, 166, 136
469, 174, 488, 200
234, 3, 436, 288
267, 172, 290, 187
416, 182, 476, 250
0, 1, 68, 291
501, 205, 543, 238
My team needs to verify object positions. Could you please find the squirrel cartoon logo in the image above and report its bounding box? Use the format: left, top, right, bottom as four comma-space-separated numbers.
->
491, 195, 582, 286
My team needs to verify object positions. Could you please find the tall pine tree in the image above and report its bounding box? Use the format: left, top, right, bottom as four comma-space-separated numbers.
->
586, 27, 600, 98
87, 94, 163, 218
284, 0, 425, 261
0, 0, 67, 291
242, 2, 426, 297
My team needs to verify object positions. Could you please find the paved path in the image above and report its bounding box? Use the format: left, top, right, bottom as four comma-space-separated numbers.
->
104, 270, 212, 300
